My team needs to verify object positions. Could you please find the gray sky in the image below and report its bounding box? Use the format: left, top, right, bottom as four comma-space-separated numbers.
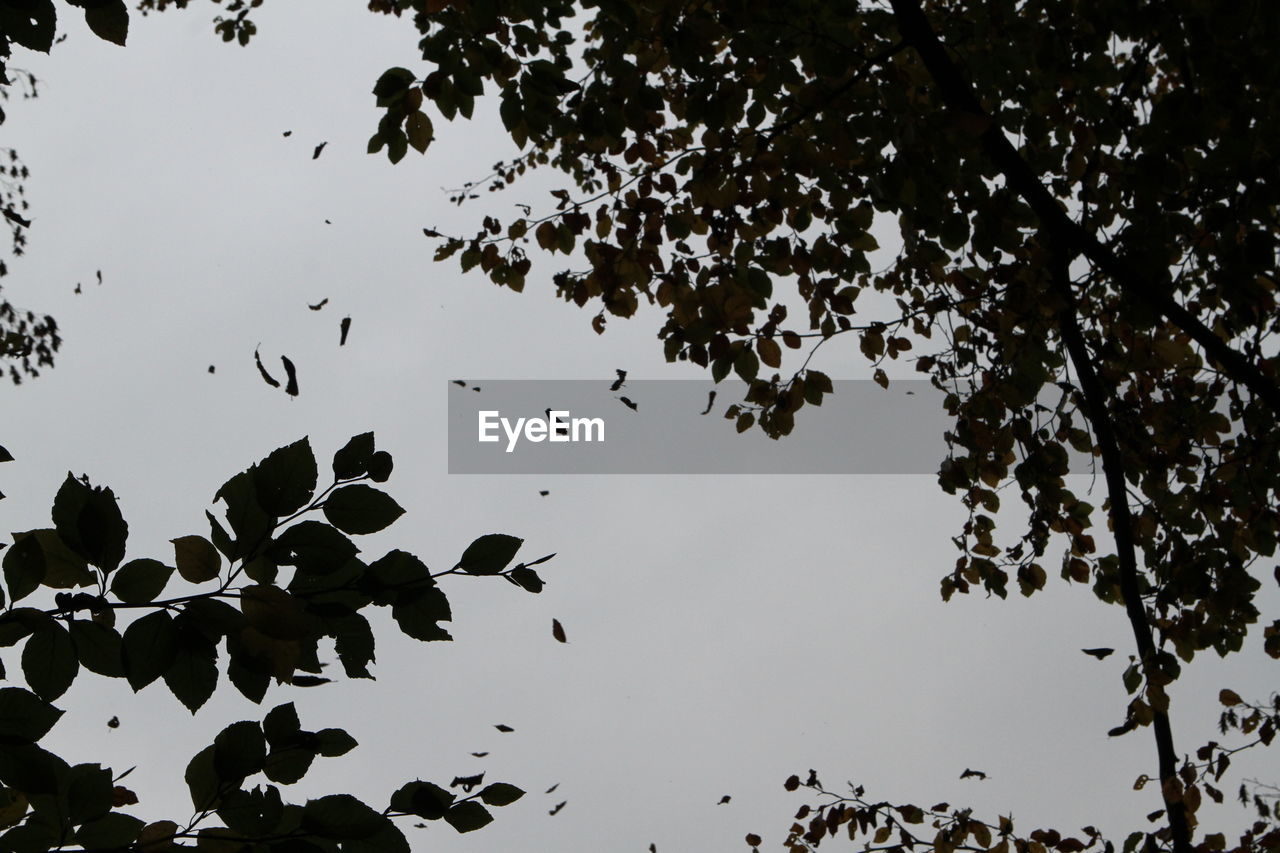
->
1, 3, 1275, 851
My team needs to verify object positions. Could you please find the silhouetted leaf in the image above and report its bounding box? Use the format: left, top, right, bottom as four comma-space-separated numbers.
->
548, 801, 566, 816
110, 558, 173, 604
0, 687, 62, 744
340, 316, 351, 346
121, 610, 177, 692
1082, 647, 1115, 660
367, 451, 393, 482
333, 432, 375, 479
391, 585, 452, 641
302, 794, 386, 839
269, 521, 357, 575
308, 298, 328, 310
312, 142, 327, 160
494, 724, 513, 733
316, 728, 357, 757
323, 485, 404, 535
68, 621, 124, 678
444, 801, 493, 833
163, 623, 219, 712
479, 783, 524, 806
215, 720, 267, 780
507, 565, 543, 593
82, 0, 129, 46
21, 622, 78, 701
552, 619, 566, 643
172, 535, 221, 584
281, 355, 299, 397
619, 396, 638, 411
65, 762, 113, 824
451, 773, 484, 792
609, 369, 627, 391
459, 534, 522, 575
254, 347, 280, 388
74, 812, 144, 849
253, 438, 318, 517
51, 474, 128, 572
391, 781, 454, 820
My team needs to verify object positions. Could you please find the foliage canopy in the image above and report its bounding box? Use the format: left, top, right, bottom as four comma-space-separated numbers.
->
2, 0, 1279, 851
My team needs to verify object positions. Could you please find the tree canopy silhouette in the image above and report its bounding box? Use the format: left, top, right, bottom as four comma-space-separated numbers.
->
2, 0, 1279, 851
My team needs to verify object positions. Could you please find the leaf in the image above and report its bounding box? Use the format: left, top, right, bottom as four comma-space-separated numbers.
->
316, 728, 358, 757
494, 724, 513, 733
391, 586, 452, 641
552, 619, 567, 643
281, 355, 299, 397
184, 745, 219, 812
254, 347, 280, 388
507, 565, 543, 593
333, 433, 375, 479
757, 337, 782, 369
240, 584, 316, 641
390, 781, 454, 820
21, 622, 79, 701
459, 534, 523, 575
1082, 647, 1115, 659
312, 141, 328, 160
0, 447, 11, 463
82, 0, 128, 46
68, 621, 124, 678
1219, 689, 1243, 706
406, 111, 434, 153
340, 316, 352, 346
110, 558, 174, 604
163, 624, 219, 712
262, 703, 300, 746
172, 535, 221, 584
0, 688, 63, 745
66, 762, 113, 824
214, 720, 267, 780
0, 0, 56, 52
74, 812, 144, 849
443, 801, 493, 833
269, 521, 358, 575
3, 534, 46, 603
121, 610, 177, 692
323, 485, 405, 535
252, 438, 318, 517
51, 475, 128, 572
302, 794, 387, 839
734, 347, 759, 382
478, 783, 524, 806
367, 451, 393, 482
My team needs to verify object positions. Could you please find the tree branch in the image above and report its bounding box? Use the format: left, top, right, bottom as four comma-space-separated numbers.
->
887, 0, 1280, 416
1047, 239, 1192, 853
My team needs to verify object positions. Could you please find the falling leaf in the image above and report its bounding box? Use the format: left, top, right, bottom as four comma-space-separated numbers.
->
549, 801, 566, 816
539, 490, 550, 497
619, 396, 638, 411
340, 316, 351, 346
207, 365, 215, 374
290, 674, 328, 686
2, 208, 31, 228
312, 141, 328, 159
701, 390, 717, 415
324, 219, 332, 224
452, 380, 467, 387
308, 298, 328, 311
650, 845, 657, 853
495, 724, 514, 732
283, 130, 292, 137
281, 355, 299, 397
254, 347, 280, 388
471, 752, 489, 758
472, 386, 481, 392
1082, 647, 1115, 659
107, 716, 120, 729
544, 783, 558, 794
451, 773, 485, 792
610, 369, 627, 391
959, 768, 988, 780
96, 270, 102, 285
552, 619, 567, 643
74, 282, 81, 294
718, 795, 731, 804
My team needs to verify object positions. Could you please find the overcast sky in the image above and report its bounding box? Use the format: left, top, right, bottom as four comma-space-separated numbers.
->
1, 3, 1275, 851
